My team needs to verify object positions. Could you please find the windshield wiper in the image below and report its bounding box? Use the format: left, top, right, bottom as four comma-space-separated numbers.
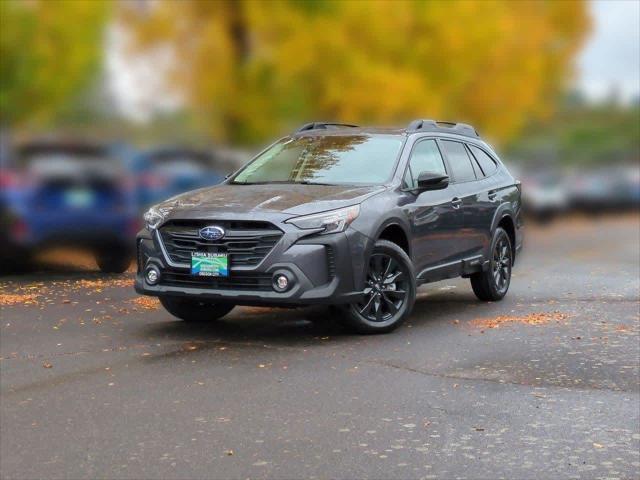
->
232, 180, 336, 186
232, 180, 293, 185
294, 180, 335, 186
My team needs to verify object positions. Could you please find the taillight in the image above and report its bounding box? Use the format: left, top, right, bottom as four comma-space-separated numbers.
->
10, 218, 29, 241
0, 170, 22, 189
121, 177, 136, 192
127, 218, 141, 236
140, 172, 168, 189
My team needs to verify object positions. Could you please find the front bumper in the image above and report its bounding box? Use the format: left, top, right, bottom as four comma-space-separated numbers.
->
135, 223, 371, 307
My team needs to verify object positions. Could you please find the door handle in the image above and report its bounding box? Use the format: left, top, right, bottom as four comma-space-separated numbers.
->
451, 197, 462, 209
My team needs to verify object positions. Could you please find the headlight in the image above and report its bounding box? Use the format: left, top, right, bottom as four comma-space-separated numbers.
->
143, 207, 164, 231
286, 205, 360, 234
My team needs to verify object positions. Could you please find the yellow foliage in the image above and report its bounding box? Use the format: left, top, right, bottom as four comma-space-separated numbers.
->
0, 0, 110, 126
120, 0, 590, 145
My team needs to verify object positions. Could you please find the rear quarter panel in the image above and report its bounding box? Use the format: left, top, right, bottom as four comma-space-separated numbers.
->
488, 167, 523, 259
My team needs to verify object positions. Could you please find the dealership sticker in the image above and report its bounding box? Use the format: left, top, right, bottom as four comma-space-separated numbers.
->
191, 252, 228, 277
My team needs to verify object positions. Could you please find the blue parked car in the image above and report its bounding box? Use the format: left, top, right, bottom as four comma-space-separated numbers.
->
0, 141, 138, 273
131, 148, 225, 210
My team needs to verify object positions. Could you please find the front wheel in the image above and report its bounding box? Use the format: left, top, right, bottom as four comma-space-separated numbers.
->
341, 239, 416, 334
159, 296, 235, 322
470, 227, 513, 301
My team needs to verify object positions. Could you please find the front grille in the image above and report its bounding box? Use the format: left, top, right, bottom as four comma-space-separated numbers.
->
159, 220, 283, 268
161, 271, 273, 291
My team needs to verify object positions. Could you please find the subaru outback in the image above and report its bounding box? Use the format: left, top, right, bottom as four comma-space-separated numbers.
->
135, 120, 523, 333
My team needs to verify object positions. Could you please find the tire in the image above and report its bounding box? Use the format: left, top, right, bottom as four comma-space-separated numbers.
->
342, 239, 416, 334
159, 296, 235, 322
0, 249, 32, 275
96, 250, 131, 274
470, 227, 512, 301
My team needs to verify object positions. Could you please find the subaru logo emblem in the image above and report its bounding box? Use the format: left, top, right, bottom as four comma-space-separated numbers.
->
199, 225, 225, 241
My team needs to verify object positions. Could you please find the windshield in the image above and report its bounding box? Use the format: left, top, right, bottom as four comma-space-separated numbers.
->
232, 135, 404, 185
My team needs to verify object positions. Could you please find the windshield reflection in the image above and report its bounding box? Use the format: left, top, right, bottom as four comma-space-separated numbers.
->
233, 135, 403, 185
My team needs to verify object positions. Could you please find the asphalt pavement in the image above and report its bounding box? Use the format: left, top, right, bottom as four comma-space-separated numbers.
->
1, 215, 639, 480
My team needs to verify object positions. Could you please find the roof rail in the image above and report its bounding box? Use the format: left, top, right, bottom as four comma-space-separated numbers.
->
407, 119, 479, 138
296, 122, 359, 133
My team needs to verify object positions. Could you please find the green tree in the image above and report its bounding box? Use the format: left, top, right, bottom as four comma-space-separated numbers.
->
0, 0, 110, 127
121, 0, 590, 145
507, 101, 640, 166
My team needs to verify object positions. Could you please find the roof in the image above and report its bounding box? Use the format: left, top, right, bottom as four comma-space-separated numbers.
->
292, 120, 481, 140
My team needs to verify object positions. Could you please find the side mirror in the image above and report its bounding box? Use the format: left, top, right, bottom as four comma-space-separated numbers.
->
416, 171, 449, 191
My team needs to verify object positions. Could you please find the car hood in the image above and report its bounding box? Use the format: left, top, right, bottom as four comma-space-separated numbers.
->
157, 183, 387, 219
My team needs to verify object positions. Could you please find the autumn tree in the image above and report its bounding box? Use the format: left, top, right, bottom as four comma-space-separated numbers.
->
0, 0, 110, 127
120, 0, 590, 145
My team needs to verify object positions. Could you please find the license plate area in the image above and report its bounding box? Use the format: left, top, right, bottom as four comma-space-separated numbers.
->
191, 252, 229, 277
64, 188, 96, 208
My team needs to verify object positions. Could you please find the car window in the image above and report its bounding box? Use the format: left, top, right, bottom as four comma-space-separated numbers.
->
468, 145, 497, 177
440, 140, 477, 183
467, 146, 486, 178
403, 139, 447, 190
232, 135, 404, 185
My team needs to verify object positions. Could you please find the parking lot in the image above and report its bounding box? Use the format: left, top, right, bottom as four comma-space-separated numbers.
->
1, 215, 639, 480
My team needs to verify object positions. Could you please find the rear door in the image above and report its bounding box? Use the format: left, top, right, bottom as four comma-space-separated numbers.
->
401, 138, 463, 274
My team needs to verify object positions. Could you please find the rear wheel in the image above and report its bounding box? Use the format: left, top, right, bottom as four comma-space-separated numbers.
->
95, 249, 131, 274
0, 249, 32, 274
470, 227, 512, 301
342, 239, 416, 334
159, 296, 235, 322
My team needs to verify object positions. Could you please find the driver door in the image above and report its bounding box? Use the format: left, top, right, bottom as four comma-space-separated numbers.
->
401, 139, 463, 276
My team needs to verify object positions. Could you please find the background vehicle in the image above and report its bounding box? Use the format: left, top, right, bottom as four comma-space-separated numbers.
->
516, 168, 570, 223
568, 166, 640, 213
0, 141, 137, 273
135, 120, 524, 333
131, 148, 225, 211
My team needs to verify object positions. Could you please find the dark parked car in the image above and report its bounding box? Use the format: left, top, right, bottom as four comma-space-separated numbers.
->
135, 120, 523, 333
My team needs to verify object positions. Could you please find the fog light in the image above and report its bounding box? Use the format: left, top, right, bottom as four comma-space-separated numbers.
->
273, 273, 291, 292
145, 267, 160, 285
276, 275, 288, 290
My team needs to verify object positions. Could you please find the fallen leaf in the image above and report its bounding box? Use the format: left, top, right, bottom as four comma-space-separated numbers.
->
0, 294, 39, 306
470, 312, 569, 330
129, 297, 159, 310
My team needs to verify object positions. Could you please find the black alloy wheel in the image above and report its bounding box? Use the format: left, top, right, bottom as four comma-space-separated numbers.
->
343, 239, 416, 334
357, 253, 409, 323
470, 227, 513, 301
492, 234, 511, 295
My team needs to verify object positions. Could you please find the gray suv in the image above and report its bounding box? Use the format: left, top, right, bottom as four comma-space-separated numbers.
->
135, 120, 523, 333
